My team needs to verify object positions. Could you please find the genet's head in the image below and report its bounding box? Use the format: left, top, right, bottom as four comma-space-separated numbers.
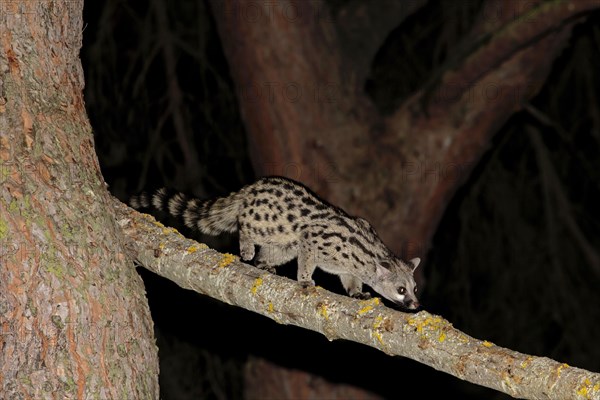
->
372, 257, 420, 310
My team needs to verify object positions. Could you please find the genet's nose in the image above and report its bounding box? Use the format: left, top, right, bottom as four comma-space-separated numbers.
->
409, 300, 420, 309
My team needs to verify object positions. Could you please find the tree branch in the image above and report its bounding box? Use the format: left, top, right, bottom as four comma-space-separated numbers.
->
113, 197, 600, 400
380, 0, 600, 254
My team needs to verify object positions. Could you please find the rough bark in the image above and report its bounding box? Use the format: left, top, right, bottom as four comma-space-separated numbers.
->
0, 1, 158, 398
116, 200, 600, 400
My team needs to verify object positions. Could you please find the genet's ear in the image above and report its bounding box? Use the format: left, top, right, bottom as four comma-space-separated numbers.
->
375, 264, 393, 280
409, 257, 421, 272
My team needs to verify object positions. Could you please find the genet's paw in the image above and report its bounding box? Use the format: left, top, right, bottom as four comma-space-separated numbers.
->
351, 292, 371, 300
300, 280, 316, 295
240, 246, 255, 261
255, 262, 276, 274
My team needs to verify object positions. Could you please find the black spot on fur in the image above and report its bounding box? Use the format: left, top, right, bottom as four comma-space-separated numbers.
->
287, 214, 296, 222
341, 253, 349, 259
282, 182, 295, 191
321, 232, 346, 242
254, 213, 262, 221
278, 225, 285, 233
349, 236, 376, 259
332, 216, 355, 233
311, 212, 330, 220
302, 197, 317, 206
300, 208, 311, 217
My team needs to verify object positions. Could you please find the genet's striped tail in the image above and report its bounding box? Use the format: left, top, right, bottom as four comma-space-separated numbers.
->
129, 188, 242, 235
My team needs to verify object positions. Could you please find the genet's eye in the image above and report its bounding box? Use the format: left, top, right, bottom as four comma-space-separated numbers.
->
414, 287, 418, 294
398, 287, 406, 295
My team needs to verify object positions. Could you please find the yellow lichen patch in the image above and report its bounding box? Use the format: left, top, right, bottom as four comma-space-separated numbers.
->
357, 297, 380, 316
577, 385, 589, 398
407, 315, 447, 334
482, 340, 494, 348
520, 356, 533, 369
373, 331, 384, 346
457, 333, 470, 343
318, 303, 329, 320
162, 226, 179, 235
186, 245, 199, 254
251, 277, 263, 294
268, 302, 274, 313
438, 332, 446, 342
365, 297, 381, 306
576, 378, 596, 399
372, 315, 386, 346
556, 363, 569, 377
218, 253, 236, 268
150, 218, 164, 227
357, 304, 374, 316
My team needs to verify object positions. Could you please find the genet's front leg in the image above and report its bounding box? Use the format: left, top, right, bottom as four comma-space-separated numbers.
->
339, 274, 369, 299
297, 249, 317, 289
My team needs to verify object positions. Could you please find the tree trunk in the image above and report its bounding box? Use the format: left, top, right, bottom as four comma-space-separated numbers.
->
209, 0, 600, 398
0, 1, 158, 398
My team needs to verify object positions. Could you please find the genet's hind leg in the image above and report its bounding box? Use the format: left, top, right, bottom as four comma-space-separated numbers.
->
255, 243, 297, 273
339, 274, 369, 299
238, 229, 255, 261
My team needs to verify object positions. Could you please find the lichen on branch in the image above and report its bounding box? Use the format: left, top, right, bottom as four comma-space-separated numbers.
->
114, 197, 600, 400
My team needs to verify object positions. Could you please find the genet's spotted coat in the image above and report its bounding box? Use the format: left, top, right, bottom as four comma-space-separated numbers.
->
130, 176, 420, 309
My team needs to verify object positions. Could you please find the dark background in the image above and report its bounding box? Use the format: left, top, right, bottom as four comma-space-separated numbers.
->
81, 1, 600, 398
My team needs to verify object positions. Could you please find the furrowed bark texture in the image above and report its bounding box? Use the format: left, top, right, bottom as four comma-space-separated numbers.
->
116, 200, 600, 400
0, 1, 158, 398
211, 0, 600, 259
